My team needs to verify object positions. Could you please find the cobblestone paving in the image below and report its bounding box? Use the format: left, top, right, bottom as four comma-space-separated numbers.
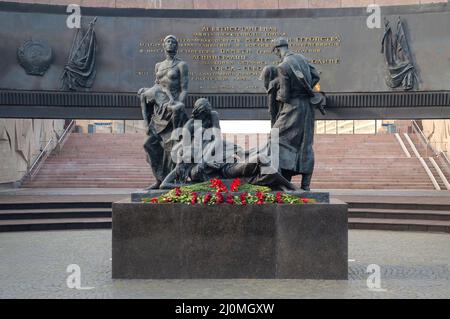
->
0, 230, 449, 298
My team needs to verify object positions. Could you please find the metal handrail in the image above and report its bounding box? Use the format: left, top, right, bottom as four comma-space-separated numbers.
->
410, 120, 440, 157
410, 120, 450, 182
443, 152, 450, 165
55, 120, 75, 153
411, 120, 429, 147
411, 121, 426, 142
25, 120, 75, 181
27, 138, 53, 179
58, 120, 74, 144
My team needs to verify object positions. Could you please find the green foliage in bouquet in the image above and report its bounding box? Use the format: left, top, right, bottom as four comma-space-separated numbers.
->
142, 178, 316, 206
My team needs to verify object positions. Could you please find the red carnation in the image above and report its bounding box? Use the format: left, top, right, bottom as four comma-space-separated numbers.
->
230, 178, 241, 192
301, 198, 310, 204
276, 192, 283, 204
255, 191, 265, 205
191, 192, 198, 205
240, 192, 247, 206
226, 194, 234, 204
210, 178, 228, 193
256, 191, 265, 200
151, 197, 158, 203
216, 191, 224, 204
203, 193, 212, 204
175, 187, 182, 197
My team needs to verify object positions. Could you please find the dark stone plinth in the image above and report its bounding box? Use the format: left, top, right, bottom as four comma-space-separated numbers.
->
131, 190, 167, 202
112, 199, 347, 279
131, 190, 330, 203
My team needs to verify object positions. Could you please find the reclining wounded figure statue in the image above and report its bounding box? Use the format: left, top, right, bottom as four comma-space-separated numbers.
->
160, 98, 296, 191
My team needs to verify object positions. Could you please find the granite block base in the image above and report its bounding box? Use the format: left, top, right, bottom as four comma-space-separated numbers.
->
112, 200, 348, 279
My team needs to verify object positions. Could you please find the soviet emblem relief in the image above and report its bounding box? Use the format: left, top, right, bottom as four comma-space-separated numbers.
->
17, 39, 53, 76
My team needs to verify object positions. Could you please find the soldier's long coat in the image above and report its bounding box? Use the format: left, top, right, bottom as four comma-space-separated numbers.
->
272, 51, 320, 174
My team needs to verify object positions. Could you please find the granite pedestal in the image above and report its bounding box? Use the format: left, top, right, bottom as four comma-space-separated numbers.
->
112, 199, 348, 279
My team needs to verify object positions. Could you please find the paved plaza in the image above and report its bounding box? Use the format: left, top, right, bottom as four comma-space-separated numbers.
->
0, 229, 449, 299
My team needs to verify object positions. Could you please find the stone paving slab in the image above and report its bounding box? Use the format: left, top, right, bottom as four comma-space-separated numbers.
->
0, 230, 449, 298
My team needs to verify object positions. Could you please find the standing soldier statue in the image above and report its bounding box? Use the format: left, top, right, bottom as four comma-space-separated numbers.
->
261, 37, 326, 191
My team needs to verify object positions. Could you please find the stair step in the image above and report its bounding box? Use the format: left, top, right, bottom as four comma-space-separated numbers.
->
348, 218, 450, 233
0, 208, 112, 220
348, 202, 450, 211
348, 208, 450, 220
3, 216, 449, 233
0, 218, 112, 232
0, 202, 112, 210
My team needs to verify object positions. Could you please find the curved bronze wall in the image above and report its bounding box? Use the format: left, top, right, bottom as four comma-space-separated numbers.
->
0, 1, 449, 120
0, 2, 449, 94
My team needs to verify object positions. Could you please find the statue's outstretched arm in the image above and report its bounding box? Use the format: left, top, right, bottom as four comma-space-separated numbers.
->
160, 168, 182, 189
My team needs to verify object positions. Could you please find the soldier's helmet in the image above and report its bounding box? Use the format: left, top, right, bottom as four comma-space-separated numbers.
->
271, 37, 289, 52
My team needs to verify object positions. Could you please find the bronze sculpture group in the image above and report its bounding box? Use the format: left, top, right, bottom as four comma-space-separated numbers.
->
138, 35, 325, 191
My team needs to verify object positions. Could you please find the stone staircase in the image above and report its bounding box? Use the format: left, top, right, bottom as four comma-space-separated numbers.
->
424, 158, 446, 190
311, 134, 433, 189
396, 130, 450, 191
1, 197, 449, 233
0, 201, 112, 232
348, 201, 450, 233
24, 133, 153, 188
23, 132, 437, 189
438, 156, 450, 183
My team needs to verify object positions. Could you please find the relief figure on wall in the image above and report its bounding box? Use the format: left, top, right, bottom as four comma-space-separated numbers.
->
61, 17, 98, 91
381, 17, 419, 91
